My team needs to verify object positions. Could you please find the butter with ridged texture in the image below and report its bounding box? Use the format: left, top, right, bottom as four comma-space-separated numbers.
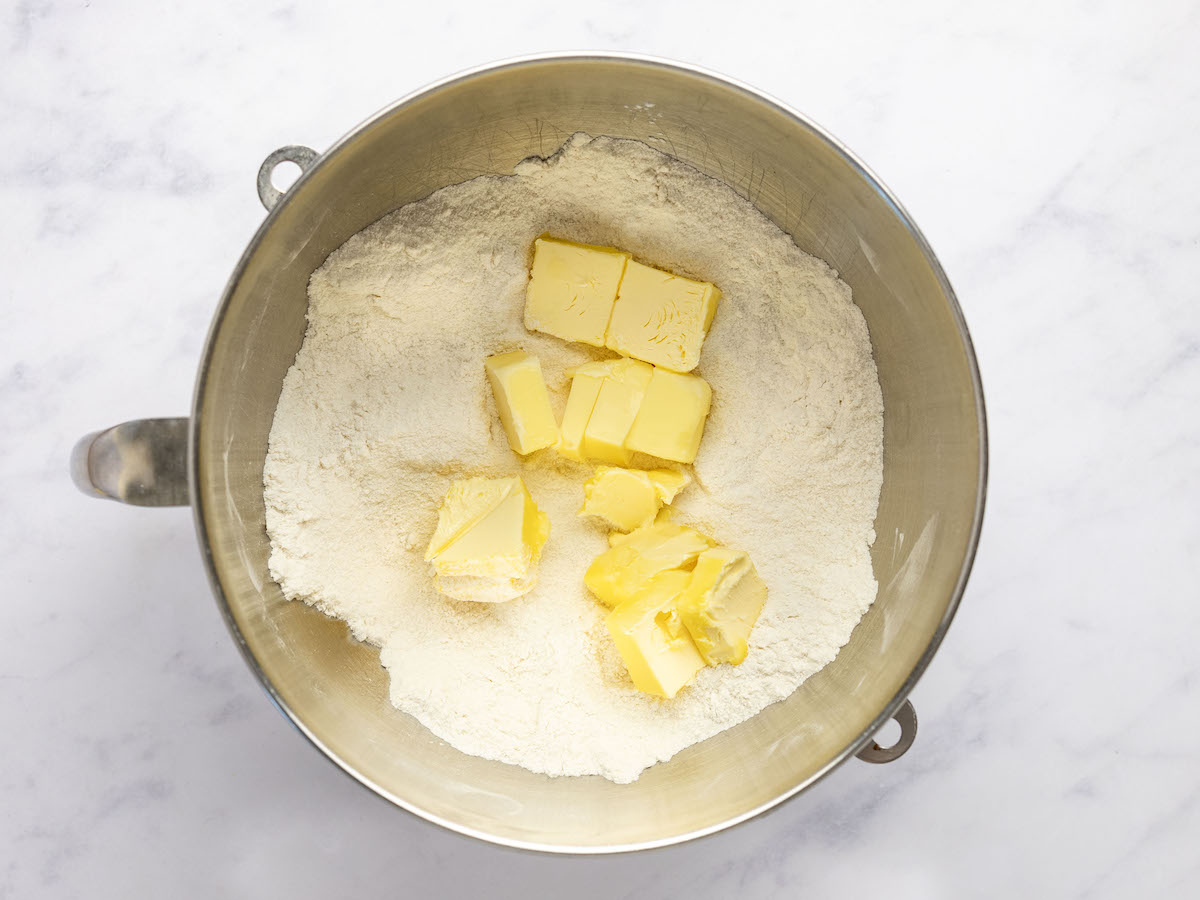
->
425, 476, 549, 603
677, 547, 768, 665
605, 260, 720, 372
485, 350, 559, 455
524, 237, 630, 347
579, 466, 691, 532
585, 519, 714, 608
625, 368, 712, 464
606, 569, 705, 699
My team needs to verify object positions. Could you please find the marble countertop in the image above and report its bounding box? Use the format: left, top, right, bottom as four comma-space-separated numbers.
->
4, 1, 1198, 896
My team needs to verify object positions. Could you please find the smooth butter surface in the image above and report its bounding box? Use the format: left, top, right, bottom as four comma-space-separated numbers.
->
581, 358, 653, 465
485, 350, 558, 455
557, 370, 604, 462
557, 360, 710, 466
625, 368, 713, 464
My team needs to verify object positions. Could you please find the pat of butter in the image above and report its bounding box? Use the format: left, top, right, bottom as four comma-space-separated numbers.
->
585, 520, 714, 608
425, 476, 549, 603
557, 358, 651, 464
579, 466, 691, 532
625, 367, 712, 464
606, 569, 705, 699
677, 548, 768, 665
524, 236, 630, 347
581, 358, 653, 465
485, 350, 559, 455
557, 368, 605, 462
605, 260, 721, 372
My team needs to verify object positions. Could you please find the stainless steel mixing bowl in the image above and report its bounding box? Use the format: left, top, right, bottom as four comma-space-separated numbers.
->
72, 54, 986, 852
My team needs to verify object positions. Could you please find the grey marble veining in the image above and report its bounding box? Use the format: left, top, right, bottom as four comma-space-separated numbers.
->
3, 1, 1198, 897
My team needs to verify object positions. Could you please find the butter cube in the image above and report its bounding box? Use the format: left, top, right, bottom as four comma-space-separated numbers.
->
485, 351, 559, 455
581, 358, 653, 465
677, 548, 768, 665
605, 260, 721, 372
425, 476, 550, 603
524, 236, 630, 347
625, 368, 712, 464
585, 520, 715, 608
579, 466, 691, 532
606, 570, 705, 699
557, 369, 605, 462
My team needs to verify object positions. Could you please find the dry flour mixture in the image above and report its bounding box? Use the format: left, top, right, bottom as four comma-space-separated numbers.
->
263, 134, 884, 783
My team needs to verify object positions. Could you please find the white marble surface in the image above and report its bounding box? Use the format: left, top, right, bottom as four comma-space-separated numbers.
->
3, 0, 1198, 896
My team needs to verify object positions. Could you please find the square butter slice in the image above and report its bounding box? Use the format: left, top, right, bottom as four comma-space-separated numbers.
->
677, 547, 768, 665
524, 236, 630, 347
625, 368, 712, 464
485, 350, 559, 455
605, 260, 721, 372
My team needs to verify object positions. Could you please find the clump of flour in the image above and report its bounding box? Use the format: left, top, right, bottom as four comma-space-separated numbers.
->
263, 134, 883, 783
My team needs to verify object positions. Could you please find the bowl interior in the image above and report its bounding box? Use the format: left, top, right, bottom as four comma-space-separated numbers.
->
195, 57, 983, 851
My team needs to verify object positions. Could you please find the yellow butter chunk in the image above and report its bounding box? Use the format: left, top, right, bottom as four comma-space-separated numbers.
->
677, 548, 768, 665
431, 488, 538, 578
606, 570, 705, 699
426, 477, 515, 560
425, 476, 550, 603
605, 260, 721, 372
557, 369, 605, 462
585, 520, 715, 608
524, 236, 630, 347
625, 368, 712, 464
581, 358, 653, 465
556, 358, 652, 464
485, 350, 559, 455
579, 466, 691, 532
647, 469, 690, 503
581, 467, 659, 532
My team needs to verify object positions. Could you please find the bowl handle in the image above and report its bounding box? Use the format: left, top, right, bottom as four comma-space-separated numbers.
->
256, 145, 319, 212
70, 418, 190, 507
856, 699, 918, 763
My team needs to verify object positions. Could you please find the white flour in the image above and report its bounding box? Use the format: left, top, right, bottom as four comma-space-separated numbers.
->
263, 134, 883, 783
